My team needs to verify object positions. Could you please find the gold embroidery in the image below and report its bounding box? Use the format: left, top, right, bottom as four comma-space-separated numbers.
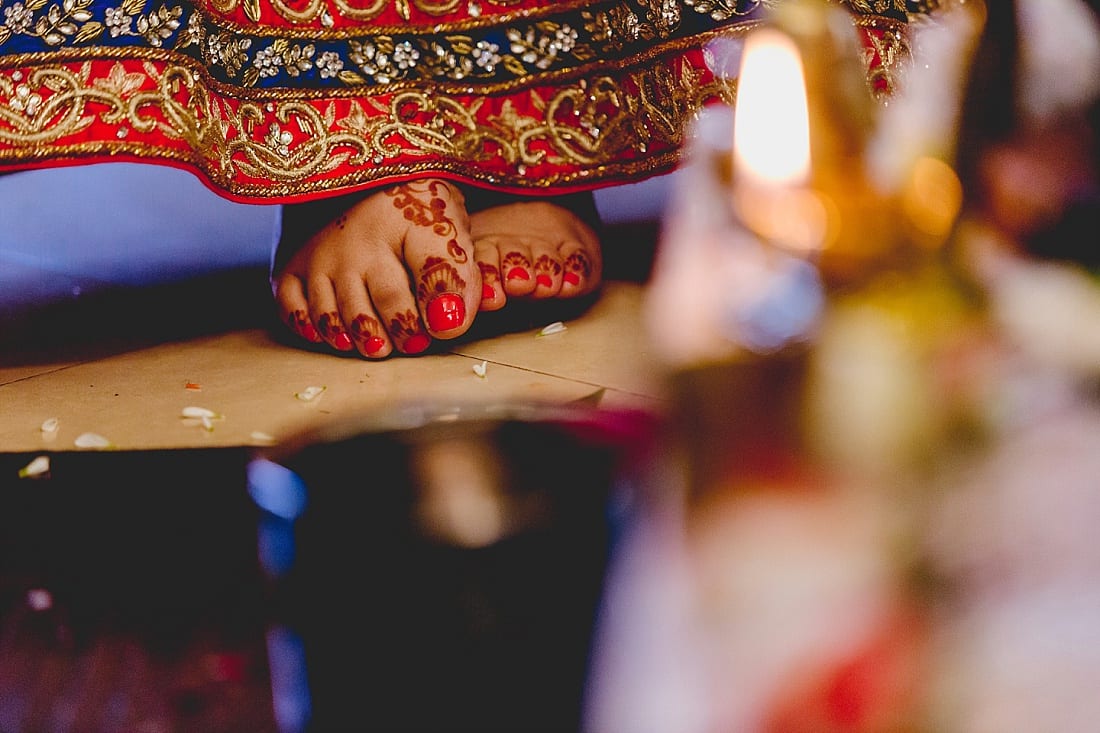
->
854, 16, 908, 95
0, 0, 101, 47
683, 0, 776, 22
845, 0, 905, 15
0, 54, 733, 197
207, 0, 519, 27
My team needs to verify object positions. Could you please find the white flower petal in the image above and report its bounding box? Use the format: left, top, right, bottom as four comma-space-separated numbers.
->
181, 406, 220, 420
40, 418, 60, 434
537, 321, 567, 337
18, 455, 50, 479
472, 360, 488, 378
74, 432, 112, 449
250, 431, 276, 445
295, 385, 326, 401
200, 415, 215, 432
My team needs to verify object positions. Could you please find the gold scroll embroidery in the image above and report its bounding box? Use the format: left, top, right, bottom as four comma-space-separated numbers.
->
0, 55, 734, 197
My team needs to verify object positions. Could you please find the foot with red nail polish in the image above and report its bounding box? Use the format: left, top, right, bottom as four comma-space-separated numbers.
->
272, 184, 602, 357
273, 178, 481, 357
470, 195, 602, 313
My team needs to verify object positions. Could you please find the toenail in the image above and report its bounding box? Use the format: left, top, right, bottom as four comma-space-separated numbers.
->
301, 323, 319, 341
333, 332, 353, 350
536, 274, 553, 288
426, 293, 466, 331
482, 283, 496, 301
404, 333, 431, 354
563, 272, 581, 286
506, 267, 530, 281
365, 336, 386, 355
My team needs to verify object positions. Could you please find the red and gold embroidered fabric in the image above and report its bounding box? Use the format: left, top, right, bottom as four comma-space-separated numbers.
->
0, 0, 915, 202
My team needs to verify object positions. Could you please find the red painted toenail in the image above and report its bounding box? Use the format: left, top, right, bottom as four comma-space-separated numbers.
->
301, 323, 319, 341
365, 336, 386, 355
426, 293, 466, 332
404, 333, 431, 354
563, 272, 581, 286
333, 332, 353, 350
482, 284, 496, 301
506, 267, 530, 281
536, 274, 553, 288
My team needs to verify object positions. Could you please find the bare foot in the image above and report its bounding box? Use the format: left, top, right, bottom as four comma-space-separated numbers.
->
471, 198, 603, 313
273, 179, 480, 357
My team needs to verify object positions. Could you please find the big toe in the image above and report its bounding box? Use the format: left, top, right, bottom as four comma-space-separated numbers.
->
408, 238, 480, 340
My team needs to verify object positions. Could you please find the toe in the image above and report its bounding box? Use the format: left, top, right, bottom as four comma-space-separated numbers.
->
560, 244, 600, 297
404, 214, 481, 340
474, 241, 506, 312
362, 253, 434, 355
531, 249, 564, 298
499, 246, 536, 297
305, 276, 355, 352
274, 274, 323, 343
334, 274, 392, 358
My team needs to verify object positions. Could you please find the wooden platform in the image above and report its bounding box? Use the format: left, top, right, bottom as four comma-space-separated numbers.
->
1, 282, 667, 454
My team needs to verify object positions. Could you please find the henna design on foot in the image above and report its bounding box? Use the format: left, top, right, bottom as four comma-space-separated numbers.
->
418, 257, 468, 331
502, 252, 532, 280
389, 310, 431, 354
417, 256, 467, 302
287, 309, 319, 341
533, 254, 562, 287
350, 314, 387, 356
479, 262, 501, 300
563, 251, 592, 286
318, 312, 353, 350
385, 181, 468, 263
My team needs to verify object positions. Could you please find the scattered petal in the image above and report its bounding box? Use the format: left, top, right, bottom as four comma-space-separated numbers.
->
181, 406, 222, 420
40, 418, 60, 435
18, 455, 50, 479
185, 381, 203, 391
537, 321, 567, 337
472, 360, 488, 378
295, 385, 326, 401
250, 431, 276, 445
74, 432, 112, 449
201, 415, 215, 432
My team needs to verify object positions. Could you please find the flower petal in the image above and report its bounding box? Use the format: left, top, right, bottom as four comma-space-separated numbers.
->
472, 360, 488, 378
537, 321, 567, 337
74, 432, 112, 449
181, 406, 220, 419
40, 418, 60, 434
295, 386, 326, 401
18, 455, 50, 479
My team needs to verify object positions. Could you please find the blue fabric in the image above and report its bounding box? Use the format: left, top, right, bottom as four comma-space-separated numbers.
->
0, 163, 279, 310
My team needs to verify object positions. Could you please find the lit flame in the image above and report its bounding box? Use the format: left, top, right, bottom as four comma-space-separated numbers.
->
734, 28, 812, 188
731, 27, 828, 253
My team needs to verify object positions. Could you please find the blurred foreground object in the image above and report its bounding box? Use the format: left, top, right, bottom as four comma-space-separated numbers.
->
956, 0, 1100, 269
248, 402, 651, 733
640, 1, 1003, 731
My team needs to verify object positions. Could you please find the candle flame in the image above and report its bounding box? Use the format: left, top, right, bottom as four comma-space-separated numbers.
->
734, 28, 812, 187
